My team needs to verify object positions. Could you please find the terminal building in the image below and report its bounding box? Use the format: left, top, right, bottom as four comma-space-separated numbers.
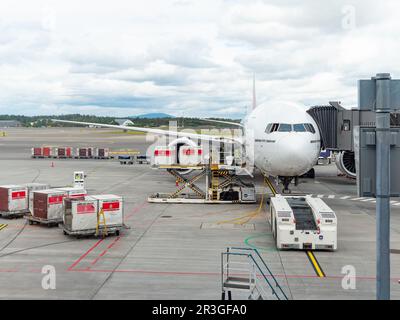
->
0, 120, 21, 128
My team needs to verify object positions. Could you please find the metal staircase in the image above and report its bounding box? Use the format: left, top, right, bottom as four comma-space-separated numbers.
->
221, 247, 289, 300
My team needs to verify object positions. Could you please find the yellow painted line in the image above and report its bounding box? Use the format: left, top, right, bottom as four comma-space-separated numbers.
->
265, 177, 277, 196
306, 251, 326, 278
0, 224, 8, 231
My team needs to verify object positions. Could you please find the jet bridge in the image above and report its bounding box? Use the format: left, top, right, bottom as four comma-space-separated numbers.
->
307, 101, 400, 179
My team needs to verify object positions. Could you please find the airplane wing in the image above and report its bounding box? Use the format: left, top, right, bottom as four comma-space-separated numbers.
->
199, 118, 243, 128
52, 119, 243, 144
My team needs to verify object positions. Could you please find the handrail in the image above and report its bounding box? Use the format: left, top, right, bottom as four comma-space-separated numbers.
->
229, 247, 288, 300
222, 247, 289, 300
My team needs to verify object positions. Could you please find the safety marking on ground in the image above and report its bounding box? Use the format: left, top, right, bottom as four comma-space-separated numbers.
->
350, 197, 365, 201
310, 194, 398, 206
306, 251, 326, 278
0, 224, 8, 231
360, 198, 375, 202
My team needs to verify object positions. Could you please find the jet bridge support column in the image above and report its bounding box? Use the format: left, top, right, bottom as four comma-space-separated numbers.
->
375, 73, 391, 300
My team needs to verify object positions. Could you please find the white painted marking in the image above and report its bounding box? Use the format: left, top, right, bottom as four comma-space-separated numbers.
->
340, 196, 351, 200
360, 198, 375, 202
328, 195, 335, 199
351, 197, 365, 201
317, 195, 324, 198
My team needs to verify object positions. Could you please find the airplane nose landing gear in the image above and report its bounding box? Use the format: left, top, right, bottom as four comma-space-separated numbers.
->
279, 176, 294, 194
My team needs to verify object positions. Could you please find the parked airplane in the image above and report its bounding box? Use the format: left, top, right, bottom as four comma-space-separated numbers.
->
53, 100, 321, 192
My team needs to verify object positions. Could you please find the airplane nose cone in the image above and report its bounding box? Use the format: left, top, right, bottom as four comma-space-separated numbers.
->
273, 136, 315, 176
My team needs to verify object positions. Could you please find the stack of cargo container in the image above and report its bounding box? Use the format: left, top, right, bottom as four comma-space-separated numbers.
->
95, 148, 110, 159
178, 146, 204, 165
31, 146, 55, 158
32, 146, 111, 159
27, 187, 87, 226
76, 147, 94, 159
0, 185, 29, 217
62, 194, 123, 236
154, 146, 176, 165
28, 189, 68, 225
23, 183, 51, 214
55, 147, 73, 158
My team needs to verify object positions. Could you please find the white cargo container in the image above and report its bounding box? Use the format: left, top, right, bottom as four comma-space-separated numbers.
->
0, 185, 29, 214
153, 147, 176, 166
178, 146, 204, 165
55, 187, 87, 199
32, 189, 68, 221
63, 197, 98, 232
22, 183, 51, 214
270, 195, 337, 251
91, 195, 123, 227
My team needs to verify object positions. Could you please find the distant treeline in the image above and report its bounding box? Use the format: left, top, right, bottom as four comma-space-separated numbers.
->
0, 114, 241, 128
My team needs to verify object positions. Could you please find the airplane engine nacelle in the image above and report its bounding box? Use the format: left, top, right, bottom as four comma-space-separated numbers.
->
168, 137, 197, 175
336, 151, 356, 179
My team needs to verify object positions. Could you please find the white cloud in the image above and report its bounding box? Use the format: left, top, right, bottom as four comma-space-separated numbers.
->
0, 0, 399, 117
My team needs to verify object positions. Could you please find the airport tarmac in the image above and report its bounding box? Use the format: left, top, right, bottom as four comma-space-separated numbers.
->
0, 127, 400, 300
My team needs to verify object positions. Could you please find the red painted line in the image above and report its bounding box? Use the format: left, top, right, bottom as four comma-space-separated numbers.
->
68, 239, 104, 271
99, 250, 107, 257
89, 237, 121, 266
125, 202, 147, 220
0, 269, 19, 273
68, 268, 400, 283
107, 236, 121, 249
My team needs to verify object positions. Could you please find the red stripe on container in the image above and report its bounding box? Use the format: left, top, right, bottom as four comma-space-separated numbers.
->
11, 191, 26, 199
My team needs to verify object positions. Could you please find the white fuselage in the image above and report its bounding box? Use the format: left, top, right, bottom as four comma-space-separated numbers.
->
243, 102, 321, 177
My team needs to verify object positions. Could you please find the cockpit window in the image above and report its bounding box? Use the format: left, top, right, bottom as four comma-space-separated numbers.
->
265, 123, 316, 134
278, 124, 292, 132
266, 123, 280, 133
304, 123, 316, 133
293, 124, 306, 132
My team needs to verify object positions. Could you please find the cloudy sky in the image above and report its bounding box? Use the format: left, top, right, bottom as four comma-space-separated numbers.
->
0, 0, 399, 118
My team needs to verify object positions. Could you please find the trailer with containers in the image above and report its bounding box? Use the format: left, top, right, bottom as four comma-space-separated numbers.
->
26, 189, 68, 226
76, 147, 94, 159
95, 148, 110, 159
269, 195, 337, 251
55, 147, 73, 158
31, 146, 56, 158
0, 185, 29, 217
62, 194, 123, 237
